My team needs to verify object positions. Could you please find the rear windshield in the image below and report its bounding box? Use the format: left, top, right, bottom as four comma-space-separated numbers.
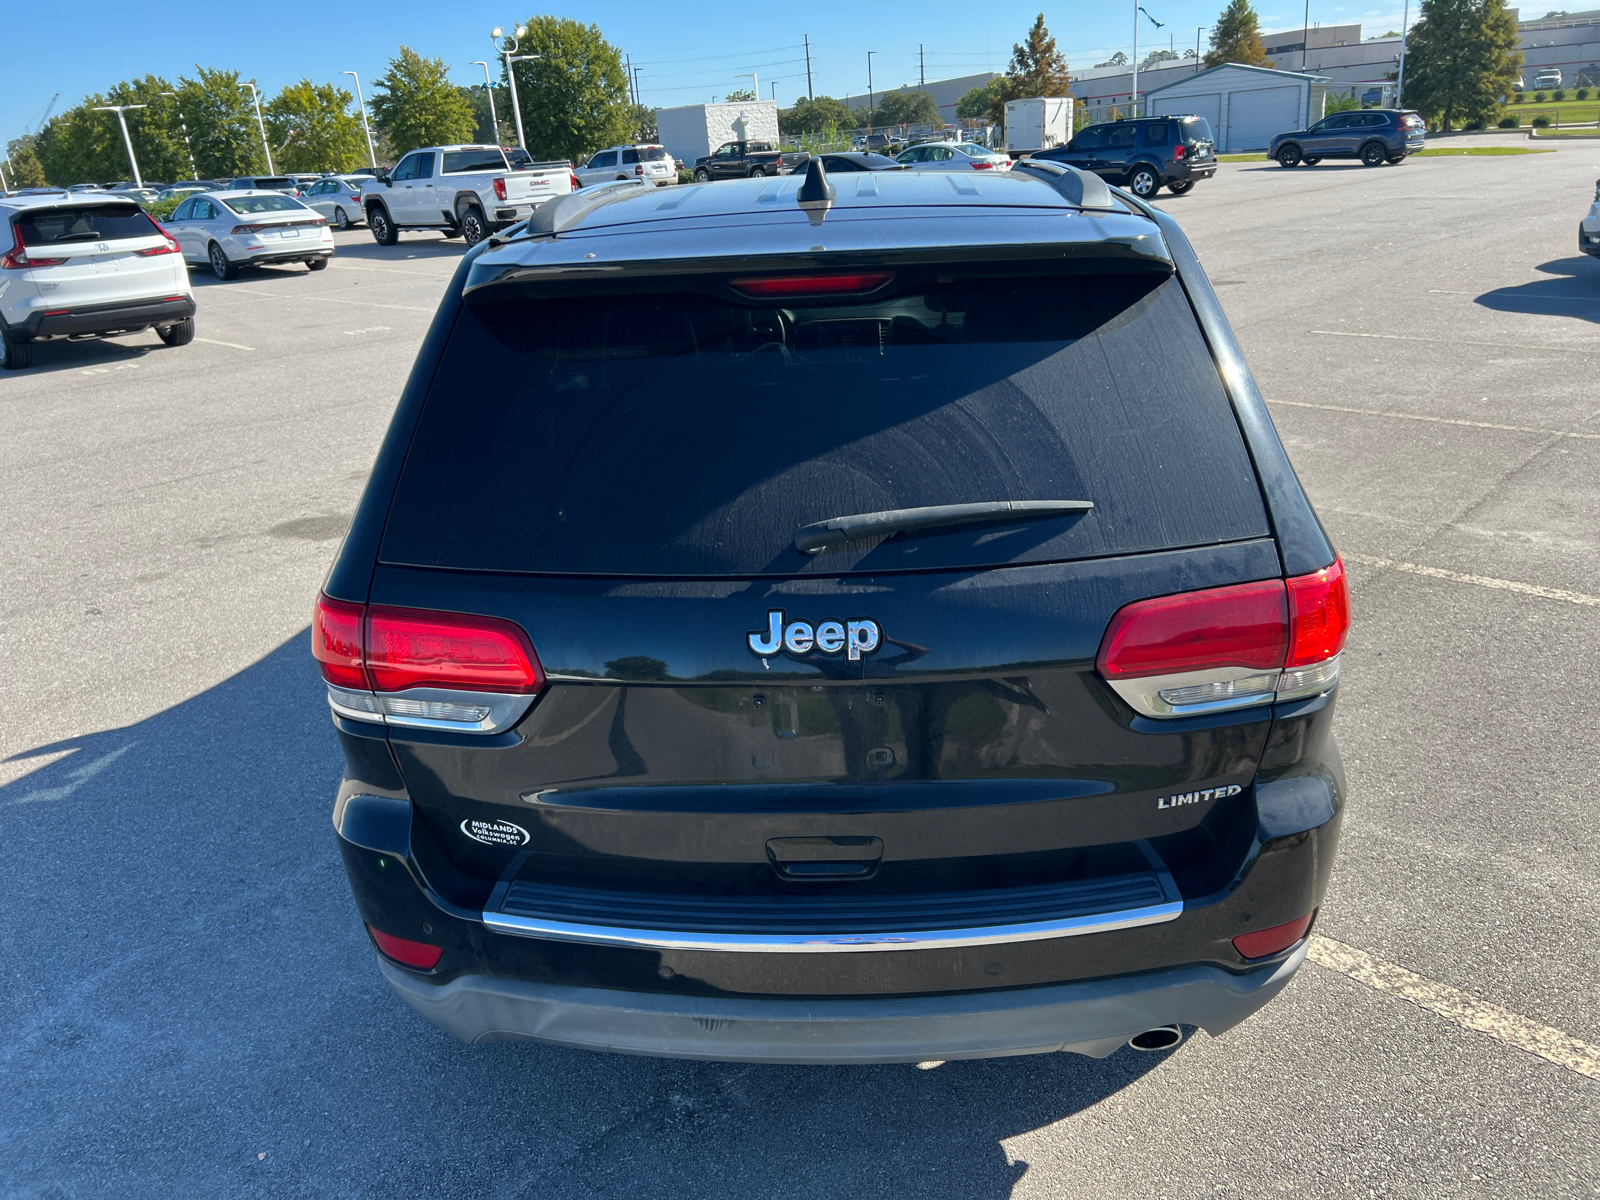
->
1180, 117, 1215, 143
223, 195, 307, 214
443, 148, 509, 174
381, 272, 1268, 577
17, 204, 155, 245
245, 177, 294, 189
622, 147, 671, 164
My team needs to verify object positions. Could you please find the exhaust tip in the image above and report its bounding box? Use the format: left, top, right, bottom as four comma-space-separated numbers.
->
1128, 1024, 1184, 1052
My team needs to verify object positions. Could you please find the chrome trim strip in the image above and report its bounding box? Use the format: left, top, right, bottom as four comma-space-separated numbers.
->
323, 684, 535, 734
481, 899, 1183, 953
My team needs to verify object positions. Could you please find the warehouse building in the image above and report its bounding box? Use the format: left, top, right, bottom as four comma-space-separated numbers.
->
1143, 64, 1330, 152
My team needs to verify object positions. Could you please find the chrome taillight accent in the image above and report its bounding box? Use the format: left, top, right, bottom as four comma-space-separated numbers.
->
325, 683, 536, 733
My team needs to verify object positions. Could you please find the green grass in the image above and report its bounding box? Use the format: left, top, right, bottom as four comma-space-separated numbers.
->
1505, 99, 1600, 123
1528, 127, 1600, 137
1218, 147, 1551, 162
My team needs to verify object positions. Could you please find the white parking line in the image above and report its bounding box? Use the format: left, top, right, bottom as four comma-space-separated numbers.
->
1267, 397, 1600, 441
1344, 551, 1600, 607
1310, 329, 1600, 356
1309, 936, 1600, 1082
195, 337, 255, 351
331, 263, 455, 281
227, 285, 432, 314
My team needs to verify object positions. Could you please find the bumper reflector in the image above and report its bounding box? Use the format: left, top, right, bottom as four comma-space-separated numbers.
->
1233, 912, 1315, 960
368, 925, 443, 969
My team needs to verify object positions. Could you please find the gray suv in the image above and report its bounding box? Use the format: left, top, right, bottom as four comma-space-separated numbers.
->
1270, 109, 1426, 168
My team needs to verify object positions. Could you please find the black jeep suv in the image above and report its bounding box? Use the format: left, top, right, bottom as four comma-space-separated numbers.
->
1034, 115, 1218, 198
317, 160, 1348, 1064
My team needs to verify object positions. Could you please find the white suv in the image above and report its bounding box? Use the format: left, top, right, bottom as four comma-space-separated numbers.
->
576, 144, 676, 188
0, 194, 195, 370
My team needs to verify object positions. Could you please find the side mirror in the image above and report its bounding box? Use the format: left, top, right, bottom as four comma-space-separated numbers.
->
383, 177, 393, 187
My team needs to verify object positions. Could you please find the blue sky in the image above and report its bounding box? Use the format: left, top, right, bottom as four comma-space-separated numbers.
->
5, 0, 1414, 151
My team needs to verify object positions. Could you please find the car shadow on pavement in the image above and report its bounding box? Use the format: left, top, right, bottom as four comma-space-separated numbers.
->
0, 633, 1177, 1198
1475, 256, 1600, 324
1, 331, 166, 377
329, 234, 467, 265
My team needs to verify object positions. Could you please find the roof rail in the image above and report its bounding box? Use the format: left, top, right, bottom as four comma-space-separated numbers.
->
1008, 159, 1117, 210
520, 180, 652, 239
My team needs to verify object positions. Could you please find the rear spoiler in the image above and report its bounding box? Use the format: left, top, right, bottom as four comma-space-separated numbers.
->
1008, 160, 1118, 211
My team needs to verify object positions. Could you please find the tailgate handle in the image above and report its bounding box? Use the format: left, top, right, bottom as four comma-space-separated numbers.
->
766, 836, 883, 879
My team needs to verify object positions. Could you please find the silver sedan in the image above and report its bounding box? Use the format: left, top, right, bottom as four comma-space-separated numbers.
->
164, 190, 334, 280
894, 141, 1012, 172
302, 177, 369, 229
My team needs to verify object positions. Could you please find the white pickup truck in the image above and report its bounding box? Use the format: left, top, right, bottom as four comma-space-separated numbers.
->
361, 145, 576, 248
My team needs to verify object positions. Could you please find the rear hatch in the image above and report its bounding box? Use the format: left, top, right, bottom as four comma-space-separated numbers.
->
623, 146, 675, 182
8, 201, 181, 310
365, 258, 1279, 910
1179, 117, 1216, 162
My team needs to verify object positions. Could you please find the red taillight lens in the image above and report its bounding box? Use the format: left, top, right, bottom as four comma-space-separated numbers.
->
367, 925, 443, 969
492, 176, 507, 201
730, 271, 894, 298
1286, 555, 1350, 668
1097, 581, 1289, 679
570, 172, 582, 191
366, 606, 544, 694
1233, 912, 1314, 959
1, 222, 66, 268
231, 223, 266, 234
138, 234, 181, 256
312, 595, 367, 689
635, 164, 644, 175
1174, 144, 1186, 159
971, 160, 994, 169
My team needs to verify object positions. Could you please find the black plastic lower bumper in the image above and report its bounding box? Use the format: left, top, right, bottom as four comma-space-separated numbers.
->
17, 295, 195, 340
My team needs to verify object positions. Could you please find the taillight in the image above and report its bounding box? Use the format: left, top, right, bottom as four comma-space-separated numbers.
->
635, 164, 644, 175
970, 160, 994, 169
1174, 144, 1186, 159
137, 232, 181, 256
492, 176, 507, 201
231, 224, 266, 234
1233, 912, 1314, 959
1095, 557, 1349, 717
570, 172, 582, 191
312, 594, 546, 733
367, 925, 443, 969
1, 223, 66, 269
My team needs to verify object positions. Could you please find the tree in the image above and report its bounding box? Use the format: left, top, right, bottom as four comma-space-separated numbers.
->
1097, 51, 1130, 67
783, 94, 854, 134
177, 67, 268, 179
1142, 49, 1180, 68
370, 47, 476, 156
6, 138, 48, 187
724, 88, 757, 102
983, 14, 1072, 123
956, 79, 1005, 120
513, 15, 633, 163
1324, 89, 1362, 113
266, 80, 367, 172
867, 89, 942, 128
1205, 0, 1273, 67
1402, 0, 1522, 129
630, 104, 658, 142
34, 75, 199, 186
462, 84, 511, 146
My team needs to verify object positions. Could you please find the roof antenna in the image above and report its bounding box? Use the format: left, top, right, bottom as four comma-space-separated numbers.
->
796, 156, 836, 225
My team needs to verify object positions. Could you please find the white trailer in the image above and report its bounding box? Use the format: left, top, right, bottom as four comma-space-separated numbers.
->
1004, 97, 1075, 156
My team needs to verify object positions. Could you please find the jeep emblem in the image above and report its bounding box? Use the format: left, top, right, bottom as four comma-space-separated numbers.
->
747, 609, 881, 661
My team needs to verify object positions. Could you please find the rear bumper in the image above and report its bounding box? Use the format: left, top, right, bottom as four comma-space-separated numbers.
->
1580, 222, 1600, 256
15, 294, 195, 340
244, 246, 332, 266
378, 941, 1309, 1062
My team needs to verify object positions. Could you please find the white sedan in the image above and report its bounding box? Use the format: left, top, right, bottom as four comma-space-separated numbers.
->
894, 141, 1011, 171
163, 190, 333, 280
302, 176, 369, 229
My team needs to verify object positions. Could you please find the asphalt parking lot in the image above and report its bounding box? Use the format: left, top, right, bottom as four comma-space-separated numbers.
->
4, 148, 1600, 1197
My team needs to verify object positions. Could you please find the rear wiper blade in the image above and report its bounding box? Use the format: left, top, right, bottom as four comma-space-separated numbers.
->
795, 500, 1093, 554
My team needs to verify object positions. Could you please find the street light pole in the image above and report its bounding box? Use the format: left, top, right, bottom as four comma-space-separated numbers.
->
1396, 0, 1410, 106
93, 104, 149, 187
737, 71, 759, 100
866, 50, 876, 131
342, 71, 378, 169
471, 62, 501, 144
241, 82, 274, 175
1133, 0, 1139, 118
159, 92, 198, 178
492, 27, 532, 152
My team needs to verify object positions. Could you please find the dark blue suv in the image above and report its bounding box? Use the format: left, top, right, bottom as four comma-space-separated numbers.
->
1269, 109, 1426, 168
1034, 116, 1217, 198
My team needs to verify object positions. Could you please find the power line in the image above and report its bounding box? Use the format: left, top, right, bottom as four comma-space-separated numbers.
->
634, 43, 803, 67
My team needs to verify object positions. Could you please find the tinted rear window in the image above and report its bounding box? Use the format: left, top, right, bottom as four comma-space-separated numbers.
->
222, 195, 306, 214
17, 205, 155, 245
1180, 118, 1215, 143
623, 147, 670, 163
443, 149, 509, 174
382, 272, 1268, 577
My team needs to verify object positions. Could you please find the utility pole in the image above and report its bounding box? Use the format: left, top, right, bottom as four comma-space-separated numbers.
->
241, 83, 273, 174
1197, 27, 1205, 64
1302, 0, 1311, 71
94, 104, 148, 187
1396, 0, 1410, 106
342, 71, 378, 168
1133, 0, 1139, 118
625, 54, 635, 106
920, 44, 926, 87
804, 35, 814, 100
867, 50, 876, 130
160, 92, 198, 178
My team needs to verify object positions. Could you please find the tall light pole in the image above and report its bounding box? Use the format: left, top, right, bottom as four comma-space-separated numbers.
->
1396, 0, 1410, 106
1301, 0, 1311, 71
0, 160, 10, 194
342, 71, 378, 168
471, 61, 501, 144
93, 104, 148, 187
241, 82, 274, 175
1135, 7, 1165, 116
866, 50, 876, 131
160, 92, 198, 179
737, 71, 759, 100
492, 26, 533, 152
1196, 27, 1207, 65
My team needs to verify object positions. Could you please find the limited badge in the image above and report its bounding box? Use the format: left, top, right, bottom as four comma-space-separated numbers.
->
460, 818, 530, 847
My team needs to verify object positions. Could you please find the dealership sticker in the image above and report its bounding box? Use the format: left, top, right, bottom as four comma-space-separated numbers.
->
460, 818, 530, 847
